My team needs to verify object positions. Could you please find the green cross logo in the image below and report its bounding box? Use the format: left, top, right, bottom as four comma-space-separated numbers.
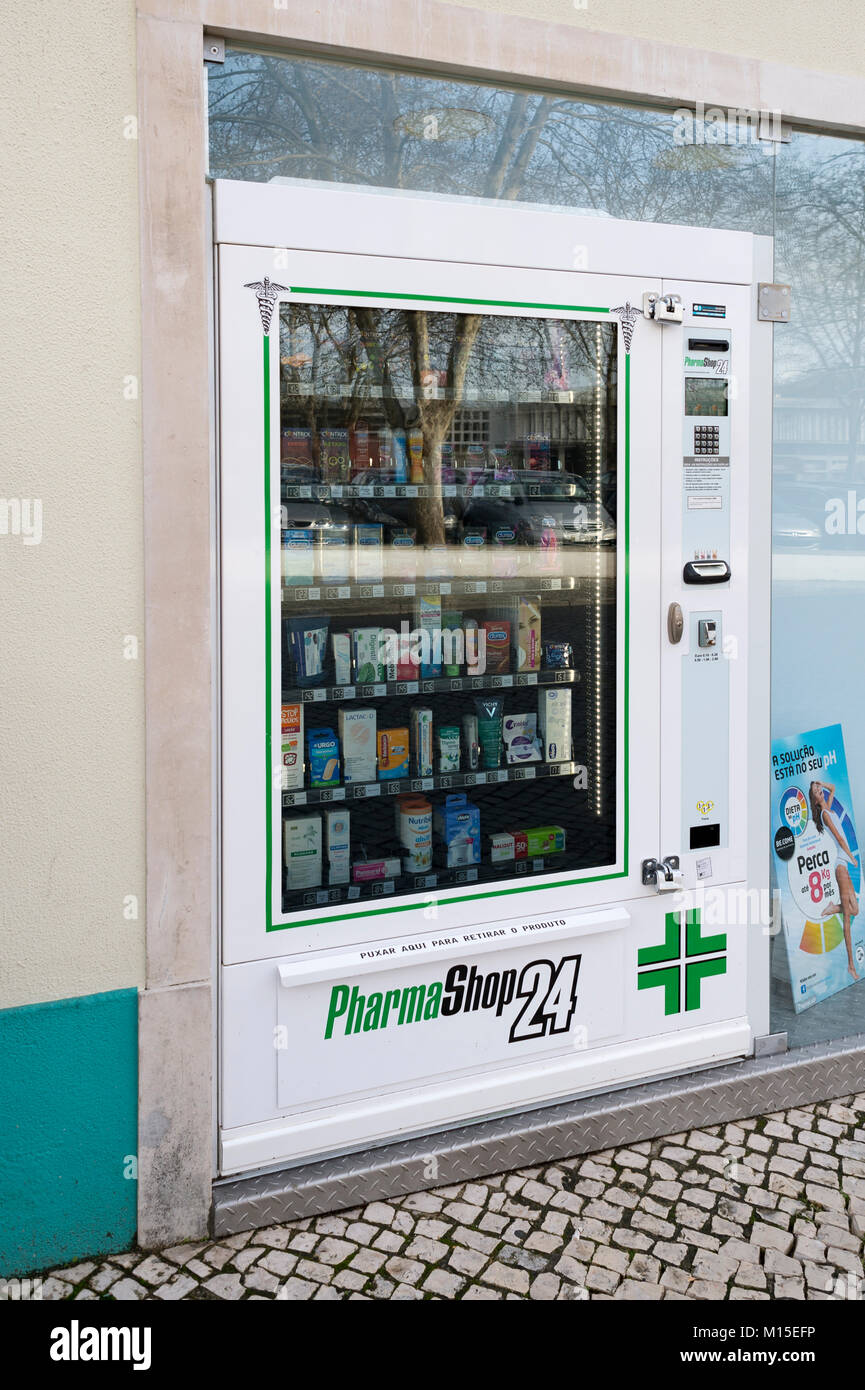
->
637, 909, 726, 1016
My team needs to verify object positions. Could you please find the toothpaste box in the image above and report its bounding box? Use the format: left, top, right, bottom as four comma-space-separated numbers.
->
416, 593, 442, 678
539, 687, 572, 763
280, 702, 304, 791
352, 627, 384, 684
433, 793, 481, 868
411, 706, 433, 777
352, 857, 401, 883
318, 528, 351, 584
281, 528, 315, 586
331, 632, 352, 686
377, 727, 410, 781
324, 808, 351, 885
339, 707, 377, 783
284, 814, 322, 890
353, 524, 383, 582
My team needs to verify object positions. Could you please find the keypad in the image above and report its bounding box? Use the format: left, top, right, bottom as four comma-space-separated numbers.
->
693, 425, 720, 455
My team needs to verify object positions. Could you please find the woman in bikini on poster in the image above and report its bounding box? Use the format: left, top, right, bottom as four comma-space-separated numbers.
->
809, 778, 860, 980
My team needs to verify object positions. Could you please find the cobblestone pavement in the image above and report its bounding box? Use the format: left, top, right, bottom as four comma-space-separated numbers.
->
41, 1093, 865, 1302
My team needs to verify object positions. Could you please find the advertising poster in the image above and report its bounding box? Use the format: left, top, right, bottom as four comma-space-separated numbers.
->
771, 723, 865, 1012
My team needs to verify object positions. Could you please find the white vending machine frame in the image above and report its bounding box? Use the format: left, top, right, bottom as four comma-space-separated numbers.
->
215, 180, 773, 1176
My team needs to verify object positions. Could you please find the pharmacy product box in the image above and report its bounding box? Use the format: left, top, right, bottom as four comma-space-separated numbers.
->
416, 592, 442, 678
324, 808, 351, 885
319, 528, 351, 584
352, 627, 384, 684
339, 706, 377, 783
516, 597, 542, 672
306, 728, 340, 788
319, 428, 351, 484
434, 793, 481, 868
411, 706, 433, 777
352, 858, 401, 884
377, 727, 410, 781
280, 702, 304, 791
281, 527, 315, 586
284, 814, 322, 890
539, 687, 572, 762
332, 632, 352, 685
354, 523, 384, 582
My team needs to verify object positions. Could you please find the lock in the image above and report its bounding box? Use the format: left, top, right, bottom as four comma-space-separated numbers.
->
698, 618, 718, 649
642, 855, 684, 893
642, 291, 684, 324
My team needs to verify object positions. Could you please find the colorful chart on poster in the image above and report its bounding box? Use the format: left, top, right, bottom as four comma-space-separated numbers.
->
770, 723, 865, 1013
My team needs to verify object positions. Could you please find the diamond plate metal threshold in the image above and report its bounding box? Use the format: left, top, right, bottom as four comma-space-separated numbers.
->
212, 1036, 865, 1237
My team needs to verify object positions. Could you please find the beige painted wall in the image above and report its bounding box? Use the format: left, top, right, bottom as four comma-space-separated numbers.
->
0, 2, 144, 1009
449, 0, 865, 79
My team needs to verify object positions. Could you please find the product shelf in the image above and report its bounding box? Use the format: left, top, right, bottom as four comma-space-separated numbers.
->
283, 667, 577, 706
283, 847, 572, 912
282, 757, 578, 809
281, 575, 578, 604
281, 479, 578, 501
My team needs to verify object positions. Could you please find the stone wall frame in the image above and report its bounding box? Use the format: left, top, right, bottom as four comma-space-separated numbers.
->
135, 0, 865, 1245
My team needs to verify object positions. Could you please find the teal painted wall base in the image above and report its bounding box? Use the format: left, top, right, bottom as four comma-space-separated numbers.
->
0, 988, 138, 1277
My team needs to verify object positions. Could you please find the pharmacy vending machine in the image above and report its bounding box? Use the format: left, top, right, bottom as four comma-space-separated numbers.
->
217, 181, 773, 1176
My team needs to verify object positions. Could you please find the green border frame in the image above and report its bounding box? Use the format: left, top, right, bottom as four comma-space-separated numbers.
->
264, 291, 629, 931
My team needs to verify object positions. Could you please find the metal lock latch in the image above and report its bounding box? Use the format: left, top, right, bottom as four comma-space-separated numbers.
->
642, 855, 683, 892
642, 291, 684, 324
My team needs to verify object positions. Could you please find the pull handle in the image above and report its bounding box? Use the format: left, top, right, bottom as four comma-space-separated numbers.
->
683, 560, 731, 585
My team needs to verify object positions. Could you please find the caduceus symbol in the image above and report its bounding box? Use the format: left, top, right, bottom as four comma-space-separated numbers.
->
610, 301, 640, 354
244, 276, 291, 336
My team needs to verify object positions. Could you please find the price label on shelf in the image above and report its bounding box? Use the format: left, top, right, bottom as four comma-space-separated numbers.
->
373, 585, 384, 598
383, 881, 395, 895
348, 886, 361, 900
394, 584, 415, 598
493, 770, 509, 782
359, 486, 374, 498
386, 783, 401, 795
316, 891, 329, 904
406, 486, 418, 498
421, 681, 435, 694
331, 486, 343, 498
300, 486, 311, 499
526, 674, 538, 686
540, 577, 562, 591
491, 675, 513, 688
467, 868, 478, 882
372, 684, 386, 697
311, 688, 327, 702
332, 787, 346, 800
514, 767, 536, 780
396, 682, 419, 696
337, 586, 351, 600
439, 776, 452, 790
319, 789, 333, 802
533, 859, 545, 872
439, 583, 451, 595
291, 792, 307, 805
474, 773, 487, 785
411, 778, 434, 793
443, 485, 456, 498
450, 679, 462, 692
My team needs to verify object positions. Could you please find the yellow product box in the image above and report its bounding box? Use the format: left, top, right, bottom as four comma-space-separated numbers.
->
377, 726, 410, 781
